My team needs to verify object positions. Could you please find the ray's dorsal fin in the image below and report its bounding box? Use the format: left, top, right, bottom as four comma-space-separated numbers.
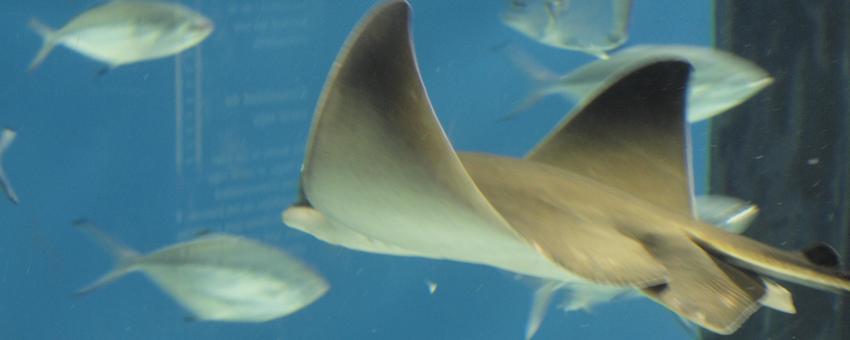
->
526, 57, 694, 216
801, 243, 840, 268
297, 0, 519, 257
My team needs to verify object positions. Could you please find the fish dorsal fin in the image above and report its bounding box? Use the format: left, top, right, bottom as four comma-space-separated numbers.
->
526, 58, 694, 216
298, 1, 518, 256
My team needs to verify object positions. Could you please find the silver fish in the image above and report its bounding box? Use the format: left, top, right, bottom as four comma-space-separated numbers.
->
0, 128, 18, 205
501, 0, 633, 59
75, 220, 328, 322
28, 0, 213, 71
511, 45, 774, 122
282, 0, 850, 335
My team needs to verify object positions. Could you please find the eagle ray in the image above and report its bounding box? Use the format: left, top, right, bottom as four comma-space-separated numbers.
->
282, 0, 850, 335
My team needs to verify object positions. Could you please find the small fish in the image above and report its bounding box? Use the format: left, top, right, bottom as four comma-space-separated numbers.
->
509, 45, 774, 122
501, 0, 633, 59
0, 128, 19, 205
74, 219, 328, 322
28, 0, 213, 71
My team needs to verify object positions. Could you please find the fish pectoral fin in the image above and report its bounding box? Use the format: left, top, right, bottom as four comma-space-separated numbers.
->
641, 235, 764, 335
525, 280, 564, 340
27, 18, 59, 71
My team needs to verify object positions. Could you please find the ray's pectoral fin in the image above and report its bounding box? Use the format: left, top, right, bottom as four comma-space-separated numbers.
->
498, 59, 797, 333
289, 0, 518, 257
459, 152, 669, 286
526, 54, 694, 215
472, 61, 694, 286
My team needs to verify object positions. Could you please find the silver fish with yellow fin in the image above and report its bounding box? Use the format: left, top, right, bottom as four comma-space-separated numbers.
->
509, 45, 774, 122
28, 0, 213, 71
75, 220, 328, 322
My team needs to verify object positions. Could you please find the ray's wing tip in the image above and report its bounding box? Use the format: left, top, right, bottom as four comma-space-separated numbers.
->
369, 0, 412, 21
379, 0, 411, 10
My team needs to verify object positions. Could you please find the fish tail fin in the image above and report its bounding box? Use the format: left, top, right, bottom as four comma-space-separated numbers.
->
72, 219, 141, 295
500, 48, 566, 121
27, 18, 59, 72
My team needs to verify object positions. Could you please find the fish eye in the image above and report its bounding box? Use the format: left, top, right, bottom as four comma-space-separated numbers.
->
511, 0, 527, 9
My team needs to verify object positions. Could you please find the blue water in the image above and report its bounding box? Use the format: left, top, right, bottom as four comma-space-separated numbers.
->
0, 1, 710, 339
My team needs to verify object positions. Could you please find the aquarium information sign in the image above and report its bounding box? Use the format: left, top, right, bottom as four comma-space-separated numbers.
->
174, 0, 321, 234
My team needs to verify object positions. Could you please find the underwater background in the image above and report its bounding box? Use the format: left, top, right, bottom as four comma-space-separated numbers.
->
0, 1, 712, 339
